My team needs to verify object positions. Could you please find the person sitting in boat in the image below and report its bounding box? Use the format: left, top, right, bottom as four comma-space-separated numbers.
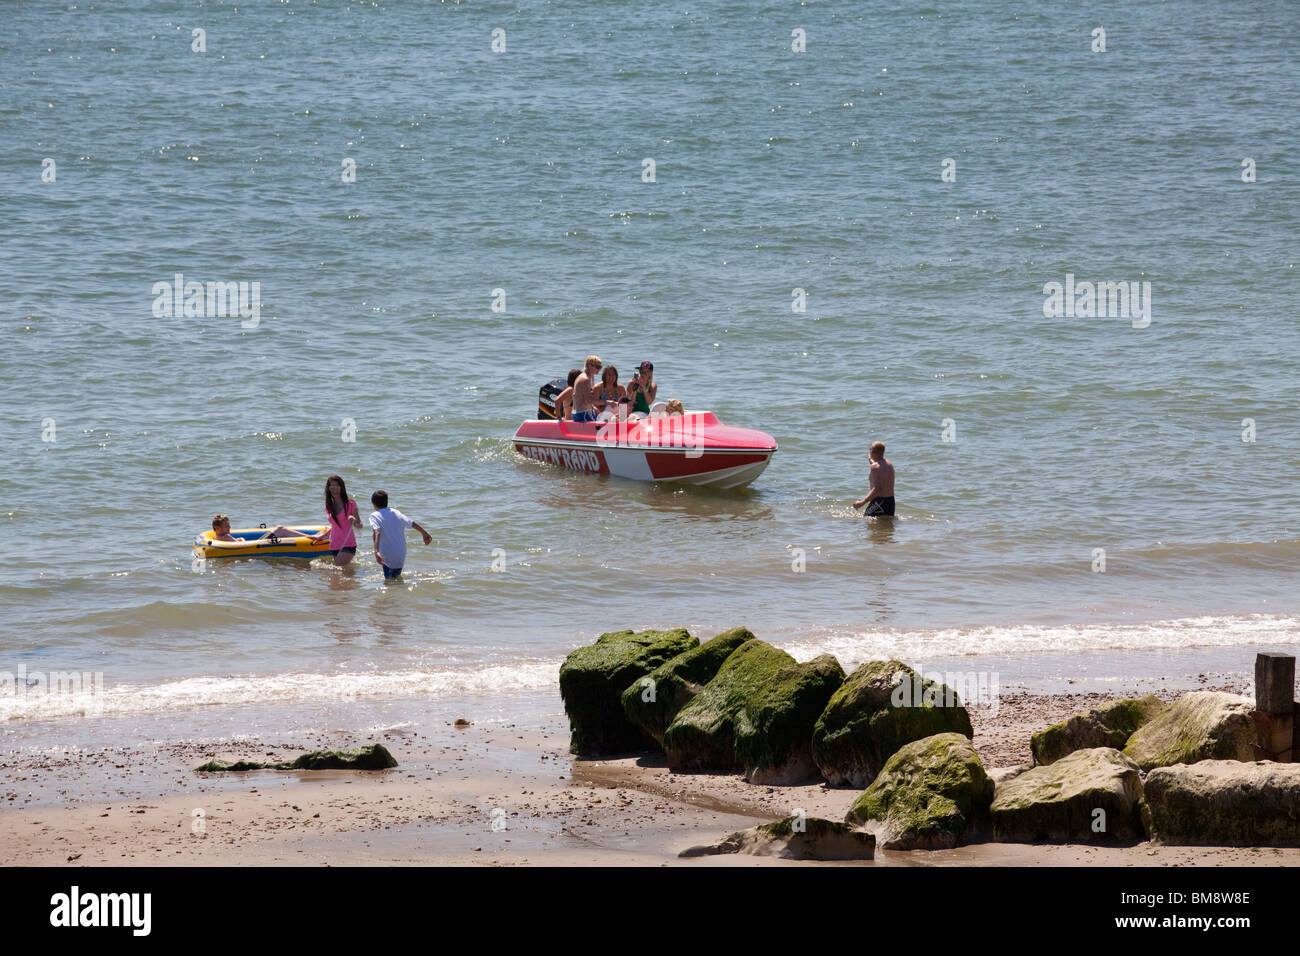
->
211, 515, 307, 543
552, 369, 581, 420
571, 355, 602, 423
626, 361, 657, 415
595, 365, 627, 414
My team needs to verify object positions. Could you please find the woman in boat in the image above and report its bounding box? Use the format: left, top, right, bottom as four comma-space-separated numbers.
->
313, 474, 364, 565
595, 364, 626, 413
626, 361, 657, 416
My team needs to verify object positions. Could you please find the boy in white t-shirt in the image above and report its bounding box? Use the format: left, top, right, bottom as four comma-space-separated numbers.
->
368, 490, 432, 580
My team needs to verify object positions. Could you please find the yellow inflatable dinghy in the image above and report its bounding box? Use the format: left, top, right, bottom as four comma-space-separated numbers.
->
193, 525, 331, 560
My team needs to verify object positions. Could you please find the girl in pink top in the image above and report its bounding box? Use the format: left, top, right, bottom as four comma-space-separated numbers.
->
313, 474, 364, 566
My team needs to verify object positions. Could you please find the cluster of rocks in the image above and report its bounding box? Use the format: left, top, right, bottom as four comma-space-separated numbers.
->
561, 627, 1300, 859
1023, 689, 1300, 847
561, 628, 977, 859
562, 629, 968, 778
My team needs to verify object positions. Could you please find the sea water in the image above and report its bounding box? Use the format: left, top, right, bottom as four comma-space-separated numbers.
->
1, 1, 1296, 732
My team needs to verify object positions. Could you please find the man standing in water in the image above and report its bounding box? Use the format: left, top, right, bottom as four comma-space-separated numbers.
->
853, 441, 896, 516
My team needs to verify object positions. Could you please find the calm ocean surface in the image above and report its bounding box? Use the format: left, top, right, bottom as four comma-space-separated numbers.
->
1, 1, 1296, 725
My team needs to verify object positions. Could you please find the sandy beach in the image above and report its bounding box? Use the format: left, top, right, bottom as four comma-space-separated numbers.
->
3, 685, 1296, 867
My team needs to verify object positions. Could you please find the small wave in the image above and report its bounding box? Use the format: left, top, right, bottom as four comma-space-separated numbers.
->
0, 661, 560, 723
782, 614, 1300, 666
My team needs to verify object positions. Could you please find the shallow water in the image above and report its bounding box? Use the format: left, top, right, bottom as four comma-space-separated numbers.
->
1, 1, 1296, 724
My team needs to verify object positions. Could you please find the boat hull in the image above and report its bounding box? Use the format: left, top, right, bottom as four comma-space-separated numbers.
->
513, 413, 776, 489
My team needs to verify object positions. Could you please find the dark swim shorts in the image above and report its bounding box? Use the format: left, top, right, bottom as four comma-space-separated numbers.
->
864, 496, 896, 517
329, 546, 358, 557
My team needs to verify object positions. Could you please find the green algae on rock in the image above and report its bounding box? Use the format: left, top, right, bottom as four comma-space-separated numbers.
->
559, 628, 698, 755
286, 746, 399, 770
846, 732, 993, 850
680, 815, 875, 860
196, 744, 398, 772
1143, 760, 1300, 846
194, 760, 267, 772
991, 747, 1144, 843
735, 653, 846, 785
1031, 695, 1167, 766
663, 638, 794, 773
620, 627, 754, 745
1122, 691, 1256, 771
812, 660, 973, 788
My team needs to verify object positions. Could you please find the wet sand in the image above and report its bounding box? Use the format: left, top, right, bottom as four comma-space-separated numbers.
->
2, 686, 1297, 866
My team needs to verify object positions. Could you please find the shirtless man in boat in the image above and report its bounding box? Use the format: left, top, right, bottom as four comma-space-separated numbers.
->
570, 355, 602, 423
852, 441, 896, 516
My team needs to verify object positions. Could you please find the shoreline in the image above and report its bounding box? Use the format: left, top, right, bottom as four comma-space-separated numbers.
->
0, 633, 1277, 726
3, 680, 1296, 866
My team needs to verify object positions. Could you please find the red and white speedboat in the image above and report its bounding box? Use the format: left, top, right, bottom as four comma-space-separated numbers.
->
513, 411, 778, 489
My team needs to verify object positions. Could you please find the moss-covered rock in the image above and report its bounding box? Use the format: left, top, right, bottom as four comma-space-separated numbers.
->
195, 760, 266, 772
991, 747, 1144, 843
195, 744, 398, 772
846, 732, 993, 849
811, 660, 973, 788
620, 627, 754, 745
286, 746, 399, 770
1031, 695, 1167, 765
663, 639, 793, 773
1143, 760, 1300, 846
679, 815, 875, 860
559, 628, 697, 754
735, 654, 846, 784
1122, 691, 1255, 771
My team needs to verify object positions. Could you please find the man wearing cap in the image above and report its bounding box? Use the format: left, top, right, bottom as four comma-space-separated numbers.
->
627, 361, 657, 415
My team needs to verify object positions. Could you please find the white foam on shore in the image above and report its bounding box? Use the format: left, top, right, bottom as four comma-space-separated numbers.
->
0, 661, 559, 722
781, 614, 1300, 668
3, 614, 1295, 723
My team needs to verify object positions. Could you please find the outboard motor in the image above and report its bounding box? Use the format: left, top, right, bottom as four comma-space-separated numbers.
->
538, 378, 565, 420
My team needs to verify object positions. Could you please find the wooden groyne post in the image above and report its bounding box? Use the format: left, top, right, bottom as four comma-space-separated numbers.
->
1254, 652, 1294, 762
